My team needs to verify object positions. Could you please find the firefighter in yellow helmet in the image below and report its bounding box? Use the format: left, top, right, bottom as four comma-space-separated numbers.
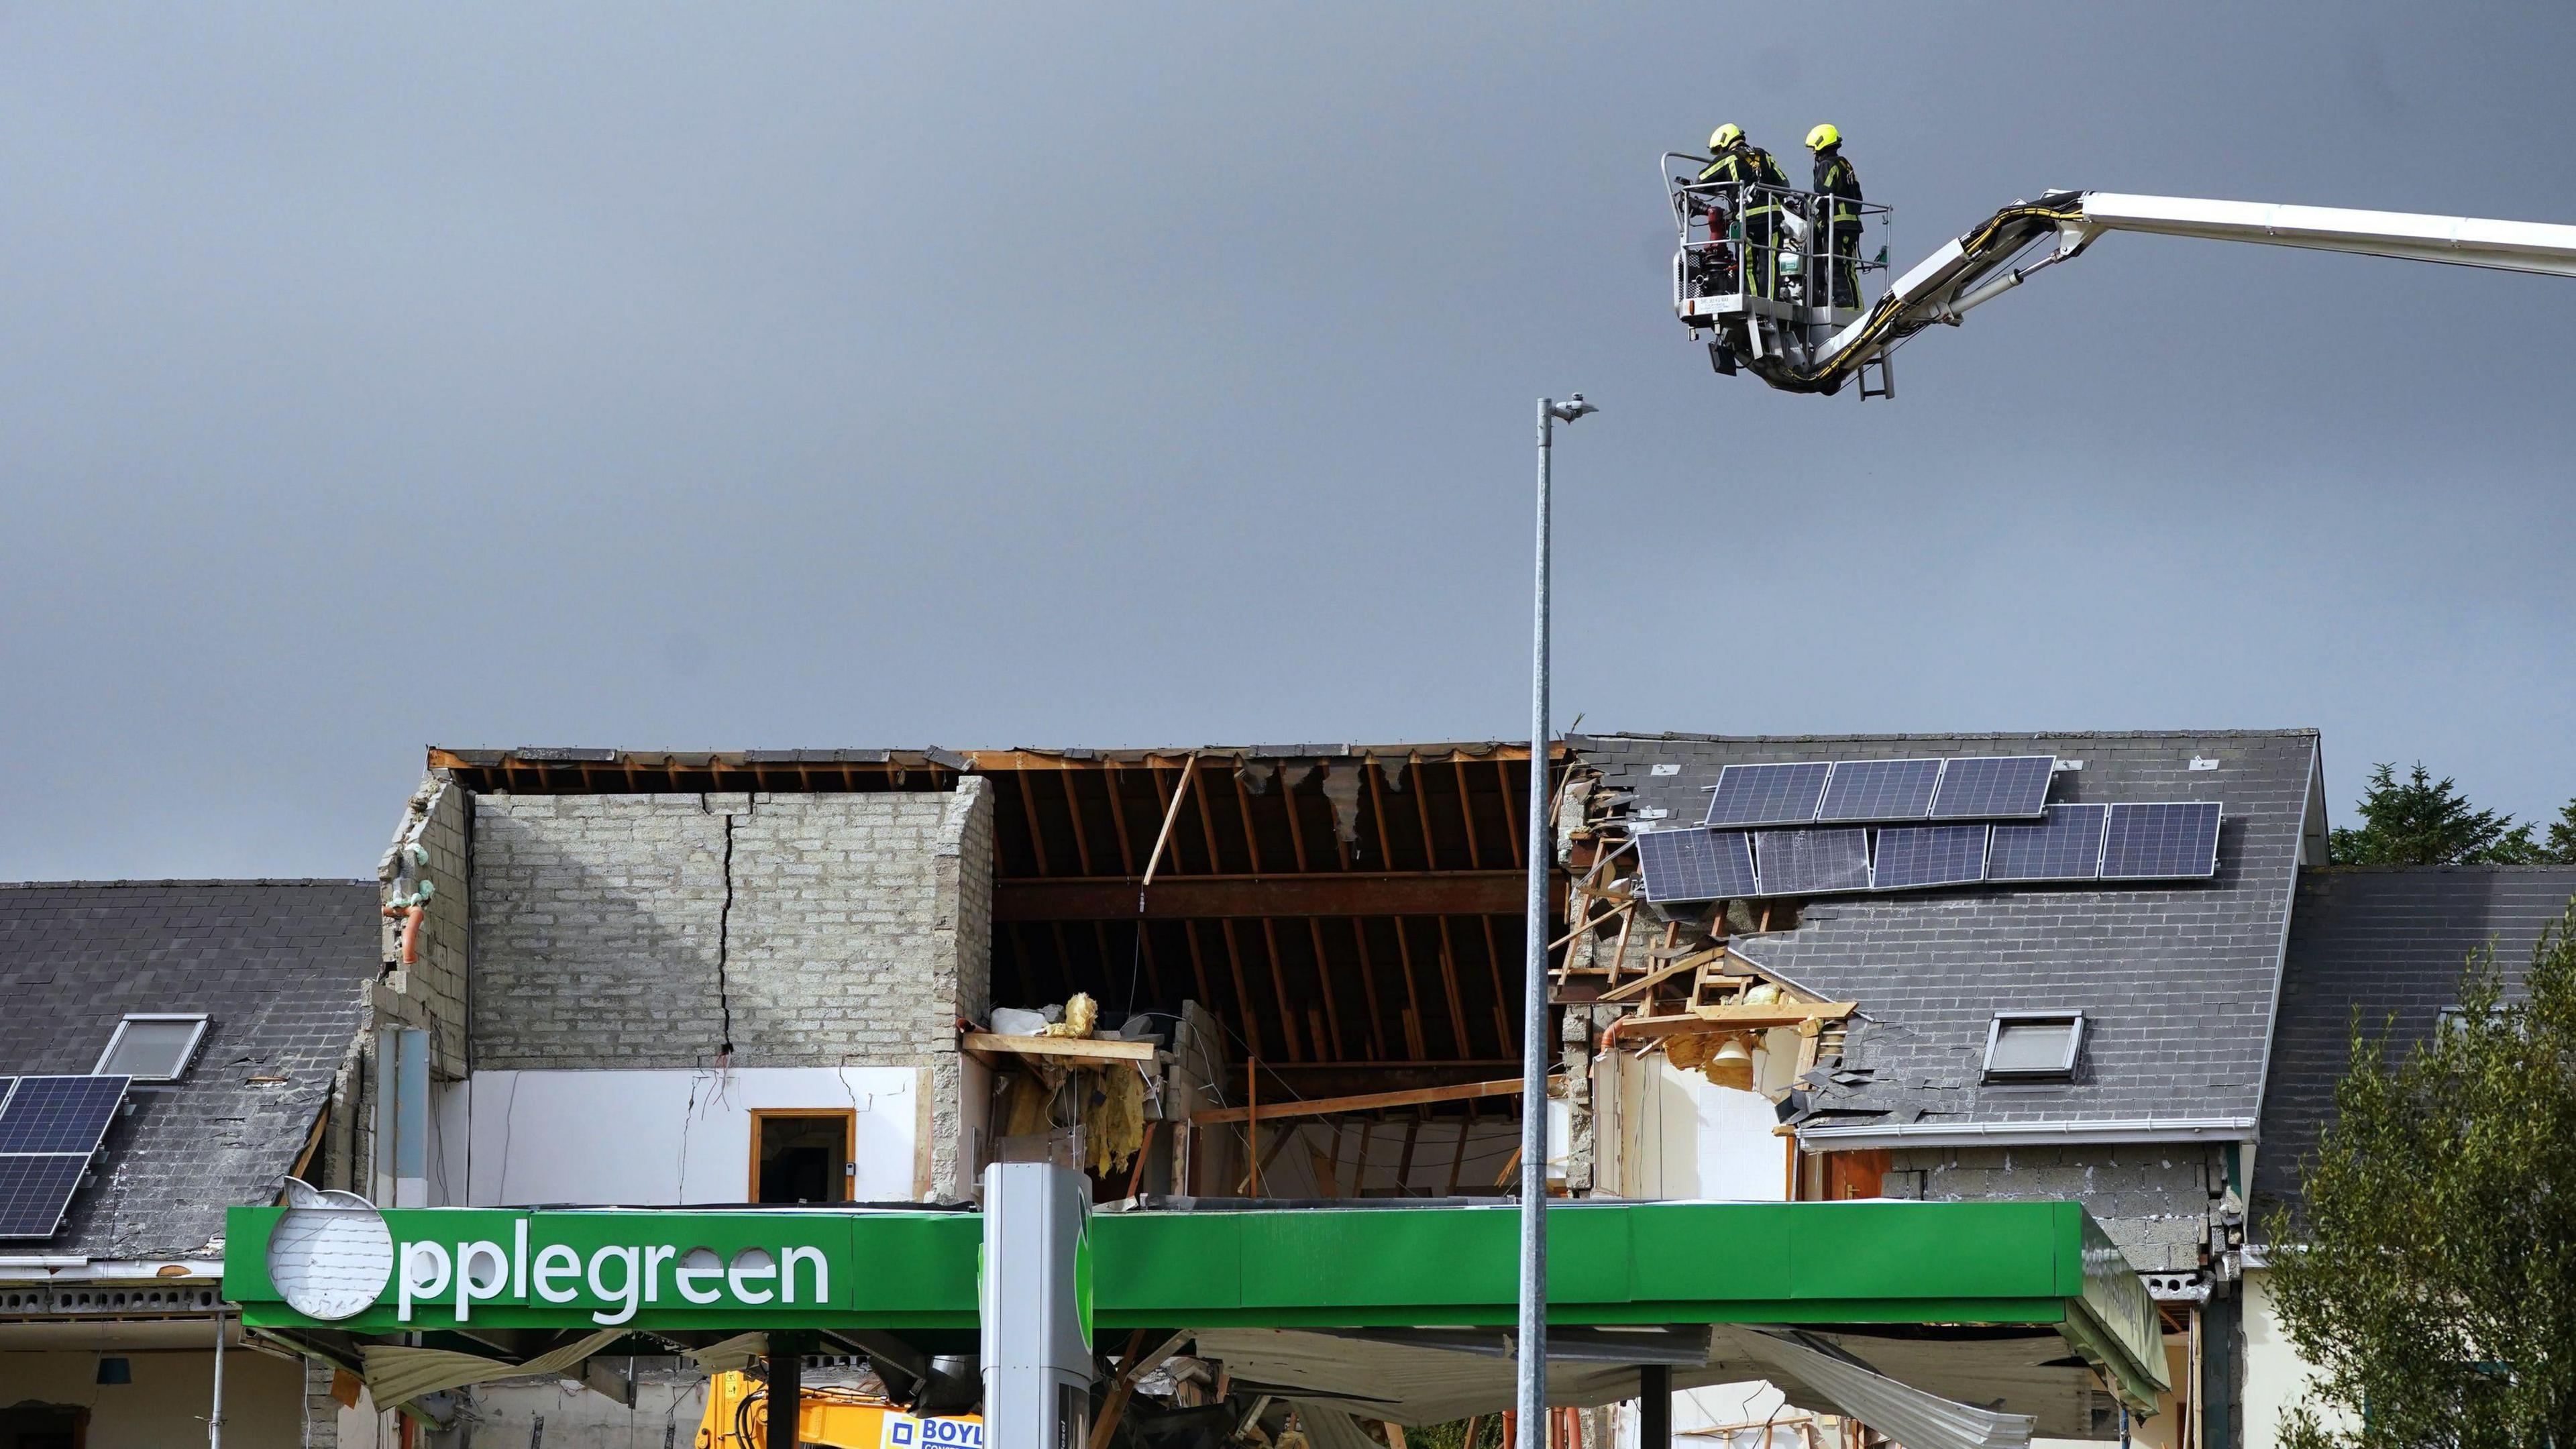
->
1805, 123, 1865, 309
1696, 125, 1789, 299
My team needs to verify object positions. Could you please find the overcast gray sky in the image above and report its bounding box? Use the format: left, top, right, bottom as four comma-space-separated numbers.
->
5, 3, 2573, 880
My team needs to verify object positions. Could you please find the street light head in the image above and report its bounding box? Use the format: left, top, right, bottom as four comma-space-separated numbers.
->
1548, 394, 1599, 423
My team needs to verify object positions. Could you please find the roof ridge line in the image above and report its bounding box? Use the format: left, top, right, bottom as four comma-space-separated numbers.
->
1573, 727, 2324, 744
0, 878, 373, 891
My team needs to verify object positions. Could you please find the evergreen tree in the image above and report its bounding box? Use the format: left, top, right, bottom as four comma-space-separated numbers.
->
2544, 799, 2576, 866
2268, 902, 2576, 1449
2328, 763, 2538, 865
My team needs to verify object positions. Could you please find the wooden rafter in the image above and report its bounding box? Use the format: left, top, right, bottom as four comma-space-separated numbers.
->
1218, 918, 1264, 1061
1099, 766, 1138, 874
1350, 918, 1389, 1061
1192, 1075, 1524, 1124
1057, 767, 1097, 876
1454, 759, 1485, 869
1258, 918, 1303, 1063
1479, 916, 1512, 1053
1432, 916, 1472, 1059
1307, 918, 1348, 1061
1014, 777, 1053, 877
1493, 758, 1522, 863
1407, 752, 1442, 872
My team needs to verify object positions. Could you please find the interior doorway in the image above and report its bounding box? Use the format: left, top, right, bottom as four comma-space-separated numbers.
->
750, 1110, 855, 1203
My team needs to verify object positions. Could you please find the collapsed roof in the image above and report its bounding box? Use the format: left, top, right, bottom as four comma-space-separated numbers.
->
1571, 730, 2326, 1141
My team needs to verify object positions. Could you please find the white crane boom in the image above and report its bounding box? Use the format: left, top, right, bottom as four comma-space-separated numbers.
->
1666, 174, 2576, 396
2075, 193, 2576, 278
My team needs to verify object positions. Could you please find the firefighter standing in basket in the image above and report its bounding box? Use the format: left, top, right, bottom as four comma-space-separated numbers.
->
1806, 123, 1864, 309
1697, 124, 1789, 299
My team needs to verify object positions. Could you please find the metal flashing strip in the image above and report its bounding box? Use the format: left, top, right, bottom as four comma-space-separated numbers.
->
1799, 1117, 2258, 1150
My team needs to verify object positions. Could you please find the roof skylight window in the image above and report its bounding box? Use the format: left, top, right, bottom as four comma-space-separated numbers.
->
1982, 1012, 2084, 1081
93, 1014, 210, 1083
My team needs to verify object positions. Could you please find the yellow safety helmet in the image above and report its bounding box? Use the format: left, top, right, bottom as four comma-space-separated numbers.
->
1805, 123, 1841, 151
1709, 123, 1743, 152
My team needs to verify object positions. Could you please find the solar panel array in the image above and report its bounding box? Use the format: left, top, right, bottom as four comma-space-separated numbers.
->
1703, 755, 2055, 829
1752, 828, 1873, 896
1873, 824, 1993, 891
1815, 758, 1944, 823
1989, 805, 2111, 883
1701, 761, 1833, 828
0, 1075, 129, 1239
2102, 802, 2224, 879
1634, 827, 1758, 902
1927, 755, 2057, 820
1637, 802, 2222, 901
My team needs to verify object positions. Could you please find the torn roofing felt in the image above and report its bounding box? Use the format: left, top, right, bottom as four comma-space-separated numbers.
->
1570, 731, 2324, 1132
2253, 865, 2576, 1225
0, 880, 380, 1259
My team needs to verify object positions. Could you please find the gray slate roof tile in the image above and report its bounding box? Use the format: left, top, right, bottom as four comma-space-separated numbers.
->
1570, 730, 2322, 1131
0, 880, 378, 1260
2254, 865, 2576, 1220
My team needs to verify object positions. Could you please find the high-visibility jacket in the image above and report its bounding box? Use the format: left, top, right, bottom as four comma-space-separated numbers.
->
1813, 149, 1862, 223
1697, 144, 1787, 213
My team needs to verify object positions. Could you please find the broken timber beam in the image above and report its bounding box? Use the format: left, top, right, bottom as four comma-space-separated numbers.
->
1614, 1002, 1857, 1043
1191, 1075, 1525, 1125
962, 1033, 1159, 1069
1597, 947, 1724, 1004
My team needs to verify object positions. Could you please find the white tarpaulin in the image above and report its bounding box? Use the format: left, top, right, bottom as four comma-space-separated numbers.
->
686, 1332, 772, 1377
1735, 1332, 2037, 1449
362, 1328, 627, 1405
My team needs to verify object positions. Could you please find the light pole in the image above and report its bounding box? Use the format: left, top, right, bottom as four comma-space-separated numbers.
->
1521, 392, 1595, 1449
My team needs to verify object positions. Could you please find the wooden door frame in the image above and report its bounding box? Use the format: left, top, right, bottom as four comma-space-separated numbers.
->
747, 1108, 859, 1203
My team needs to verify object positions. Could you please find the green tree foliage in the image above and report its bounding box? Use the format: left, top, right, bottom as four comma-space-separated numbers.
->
2267, 902, 2576, 1449
2545, 800, 2576, 867
2328, 763, 2546, 865
1404, 1420, 1505, 1449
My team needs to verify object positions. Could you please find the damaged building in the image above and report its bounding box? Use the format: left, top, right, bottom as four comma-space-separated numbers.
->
43, 728, 2547, 1449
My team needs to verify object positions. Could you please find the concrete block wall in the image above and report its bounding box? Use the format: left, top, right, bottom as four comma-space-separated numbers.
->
466, 780, 996, 1197
1881, 1142, 2223, 1273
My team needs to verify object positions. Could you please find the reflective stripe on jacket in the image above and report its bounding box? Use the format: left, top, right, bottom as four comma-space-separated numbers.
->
1814, 151, 1862, 222
1697, 145, 1788, 213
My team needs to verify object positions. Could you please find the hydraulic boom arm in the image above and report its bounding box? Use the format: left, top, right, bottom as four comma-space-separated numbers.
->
1695, 188, 2576, 396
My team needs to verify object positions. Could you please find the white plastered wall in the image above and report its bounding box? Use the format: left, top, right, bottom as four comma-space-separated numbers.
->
428, 1067, 924, 1205
1600, 1027, 1798, 1202
2241, 1269, 2350, 1449
1599, 1026, 1799, 1447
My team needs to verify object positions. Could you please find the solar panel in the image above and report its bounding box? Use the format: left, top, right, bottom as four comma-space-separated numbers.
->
1929, 755, 2056, 820
1752, 828, 1872, 896
1988, 804, 2109, 882
0, 1154, 89, 1238
2100, 802, 2223, 880
1872, 824, 1991, 890
1635, 828, 1758, 902
1703, 761, 1832, 828
1816, 758, 1944, 823
0, 1076, 129, 1156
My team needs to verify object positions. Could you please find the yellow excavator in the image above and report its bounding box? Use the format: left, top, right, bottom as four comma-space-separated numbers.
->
696, 1371, 984, 1449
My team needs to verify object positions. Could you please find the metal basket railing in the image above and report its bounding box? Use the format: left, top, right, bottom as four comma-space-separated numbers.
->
1663, 154, 1892, 315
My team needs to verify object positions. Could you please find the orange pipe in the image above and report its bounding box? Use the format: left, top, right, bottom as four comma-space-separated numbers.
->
400, 905, 425, 965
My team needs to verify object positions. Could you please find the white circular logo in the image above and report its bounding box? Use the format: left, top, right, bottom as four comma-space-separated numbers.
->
268, 1178, 394, 1321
